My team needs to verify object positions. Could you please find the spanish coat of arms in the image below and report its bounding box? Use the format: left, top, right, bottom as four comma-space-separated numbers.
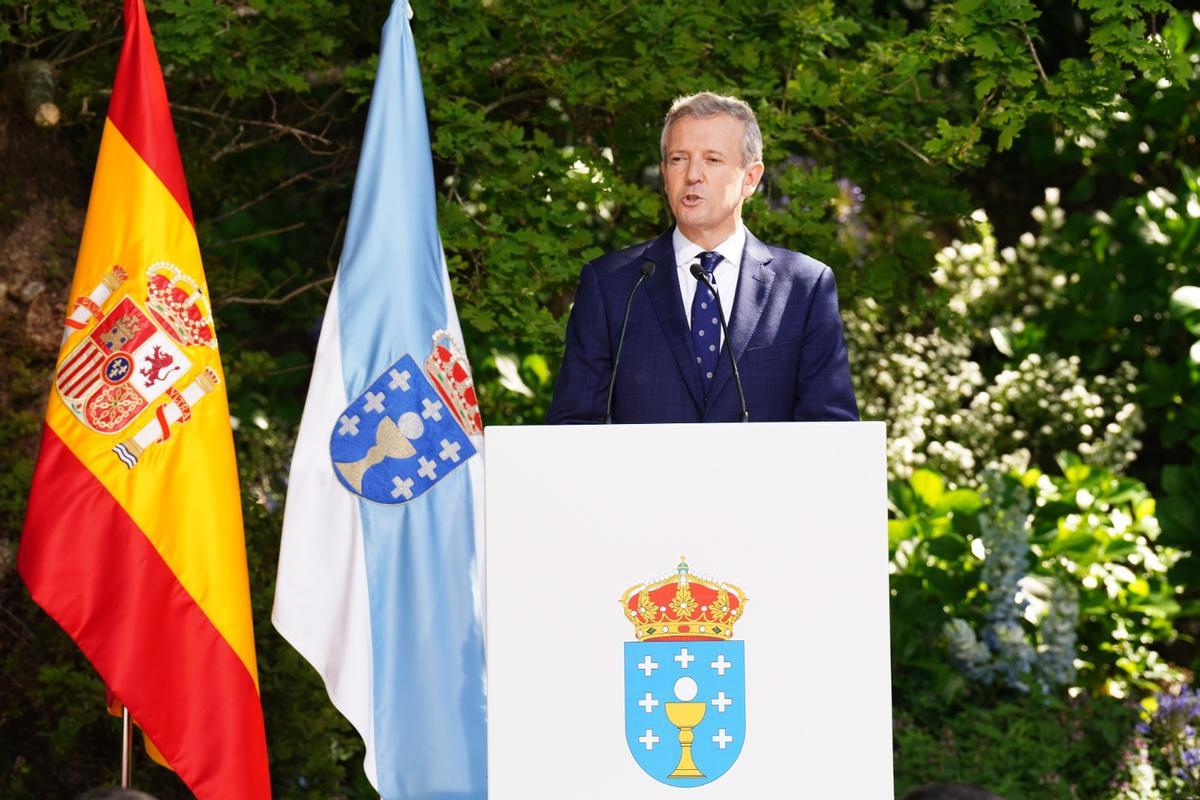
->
621, 557, 748, 787
329, 331, 482, 505
55, 261, 222, 468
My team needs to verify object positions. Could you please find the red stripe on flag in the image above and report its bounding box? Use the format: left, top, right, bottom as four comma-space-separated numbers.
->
60, 353, 103, 396
106, 0, 195, 227
57, 350, 96, 387
18, 426, 271, 799
60, 368, 100, 399
59, 344, 99, 378
63, 374, 100, 400
61, 366, 101, 398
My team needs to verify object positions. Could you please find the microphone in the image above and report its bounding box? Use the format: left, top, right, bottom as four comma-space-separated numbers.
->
690, 262, 749, 422
604, 259, 656, 423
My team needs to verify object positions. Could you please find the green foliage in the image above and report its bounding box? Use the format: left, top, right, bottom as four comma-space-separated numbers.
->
890, 458, 1181, 701
0, 0, 1197, 795
1029, 455, 1182, 696
890, 458, 1184, 797
894, 693, 1135, 798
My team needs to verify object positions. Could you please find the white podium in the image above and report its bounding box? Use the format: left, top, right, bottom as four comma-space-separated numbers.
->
484, 422, 891, 798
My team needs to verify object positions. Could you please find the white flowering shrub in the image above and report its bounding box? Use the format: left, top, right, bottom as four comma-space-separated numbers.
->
847, 190, 1145, 484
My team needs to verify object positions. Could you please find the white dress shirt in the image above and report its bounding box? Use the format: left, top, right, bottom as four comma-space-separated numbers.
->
673, 223, 746, 350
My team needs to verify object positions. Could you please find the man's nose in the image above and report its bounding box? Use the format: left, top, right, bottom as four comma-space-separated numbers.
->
686, 158, 704, 183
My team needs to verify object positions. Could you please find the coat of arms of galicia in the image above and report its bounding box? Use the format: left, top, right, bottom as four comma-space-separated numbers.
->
56, 261, 222, 469
329, 331, 483, 504
621, 557, 748, 787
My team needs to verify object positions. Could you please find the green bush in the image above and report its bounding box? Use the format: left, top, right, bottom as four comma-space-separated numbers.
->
890, 459, 1182, 702
889, 458, 1186, 795
894, 693, 1135, 798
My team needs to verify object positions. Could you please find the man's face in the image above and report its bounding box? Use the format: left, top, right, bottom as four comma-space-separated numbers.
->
661, 114, 764, 248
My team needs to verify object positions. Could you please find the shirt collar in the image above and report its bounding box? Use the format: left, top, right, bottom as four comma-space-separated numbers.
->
672, 222, 746, 272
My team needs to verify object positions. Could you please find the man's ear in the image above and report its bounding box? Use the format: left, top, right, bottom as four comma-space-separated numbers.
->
743, 162, 765, 198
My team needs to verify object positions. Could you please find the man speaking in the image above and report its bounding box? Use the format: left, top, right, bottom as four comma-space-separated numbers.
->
546, 92, 859, 424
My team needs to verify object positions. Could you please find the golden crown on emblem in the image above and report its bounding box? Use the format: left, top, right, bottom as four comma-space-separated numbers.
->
620, 557, 747, 642
423, 330, 483, 435
144, 261, 216, 348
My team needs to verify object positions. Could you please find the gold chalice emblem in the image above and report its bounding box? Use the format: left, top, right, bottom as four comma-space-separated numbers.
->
665, 676, 706, 778
335, 411, 424, 492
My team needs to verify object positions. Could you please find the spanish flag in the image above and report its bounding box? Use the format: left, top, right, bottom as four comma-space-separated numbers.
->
18, 2, 271, 797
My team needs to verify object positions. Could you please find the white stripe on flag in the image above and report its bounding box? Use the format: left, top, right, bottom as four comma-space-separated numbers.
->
439, 250, 488, 645
58, 349, 103, 396
272, 277, 378, 789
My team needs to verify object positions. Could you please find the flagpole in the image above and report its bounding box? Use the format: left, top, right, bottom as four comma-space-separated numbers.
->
121, 706, 133, 788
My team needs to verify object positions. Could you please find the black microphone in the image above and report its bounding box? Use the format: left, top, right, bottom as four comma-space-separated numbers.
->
604, 259, 656, 423
690, 262, 749, 422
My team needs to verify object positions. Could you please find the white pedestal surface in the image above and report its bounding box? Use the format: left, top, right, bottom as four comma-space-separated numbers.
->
484, 421, 892, 798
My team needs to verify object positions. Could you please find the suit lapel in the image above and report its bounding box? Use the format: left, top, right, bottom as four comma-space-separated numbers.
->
644, 230, 704, 410
706, 230, 775, 412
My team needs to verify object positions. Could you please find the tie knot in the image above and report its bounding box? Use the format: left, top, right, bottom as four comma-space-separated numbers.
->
699, 251, 723, 275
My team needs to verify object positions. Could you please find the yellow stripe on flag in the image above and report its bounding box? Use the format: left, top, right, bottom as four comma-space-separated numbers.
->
46, 120, 257, 685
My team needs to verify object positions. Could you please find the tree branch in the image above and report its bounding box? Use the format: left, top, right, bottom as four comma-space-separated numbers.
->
206, 221, 305, 249
52, 35, 121, 67
209, 163, 338, 223
217, 275, 334, 307
894, 137, 933, 165
1021, 28, 1050, 84
169, 102, 334, 146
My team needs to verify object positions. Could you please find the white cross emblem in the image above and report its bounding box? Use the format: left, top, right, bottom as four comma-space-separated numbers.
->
674, 648, 695, 669
639, 729, 659, 750
338, 414, 360, 436
390, 476, 414, 500
711, 655, 732, 675
638, 692, 659, 713
637, 656, 659, 677
712, 728, 733, 749
439, 439, 461, 463
417, 456, 438, 481
362, 390, 385, 413
388, 369, 411, 391
421, 398, 443, 421
711, 691, 733, 712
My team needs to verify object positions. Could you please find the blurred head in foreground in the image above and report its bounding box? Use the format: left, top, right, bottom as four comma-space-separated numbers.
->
75, 789, 160, 800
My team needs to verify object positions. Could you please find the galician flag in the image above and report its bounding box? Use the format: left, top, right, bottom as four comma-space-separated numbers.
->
18, 1, 271, 797
272, 1, 487, 797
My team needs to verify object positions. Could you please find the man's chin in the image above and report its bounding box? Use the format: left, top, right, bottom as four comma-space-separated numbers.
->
673, 212, 709, 232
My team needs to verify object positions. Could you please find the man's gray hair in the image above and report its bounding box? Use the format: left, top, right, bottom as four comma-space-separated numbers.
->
660, 92, 763, 167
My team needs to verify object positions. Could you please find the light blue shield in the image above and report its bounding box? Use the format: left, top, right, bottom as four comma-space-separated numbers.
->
328, 353, 475, 504
624, 640, 746, 787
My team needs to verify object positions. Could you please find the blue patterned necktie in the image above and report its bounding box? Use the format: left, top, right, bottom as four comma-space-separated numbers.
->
691, 251, 723, 397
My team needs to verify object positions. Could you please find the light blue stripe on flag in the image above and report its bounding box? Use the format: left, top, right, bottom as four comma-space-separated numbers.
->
333, 2, 486, 797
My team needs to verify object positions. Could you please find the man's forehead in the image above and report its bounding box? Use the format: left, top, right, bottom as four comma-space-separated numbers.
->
665, 115, 742, 150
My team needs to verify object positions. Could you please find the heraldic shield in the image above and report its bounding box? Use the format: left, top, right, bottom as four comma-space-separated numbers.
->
329, 332, 482, 505
55, 262, 223, 469
621, 558, 748, 788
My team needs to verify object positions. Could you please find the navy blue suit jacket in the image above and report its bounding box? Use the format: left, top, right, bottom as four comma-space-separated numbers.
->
546, 227, 859, 424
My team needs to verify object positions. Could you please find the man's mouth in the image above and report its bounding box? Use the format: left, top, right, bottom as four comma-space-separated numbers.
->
681, 192, 705, 206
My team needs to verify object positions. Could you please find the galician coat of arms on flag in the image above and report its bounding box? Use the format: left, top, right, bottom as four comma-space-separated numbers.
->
621, 558, 748, 787
330, 331, 482, 504
272, 1, 487, 797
